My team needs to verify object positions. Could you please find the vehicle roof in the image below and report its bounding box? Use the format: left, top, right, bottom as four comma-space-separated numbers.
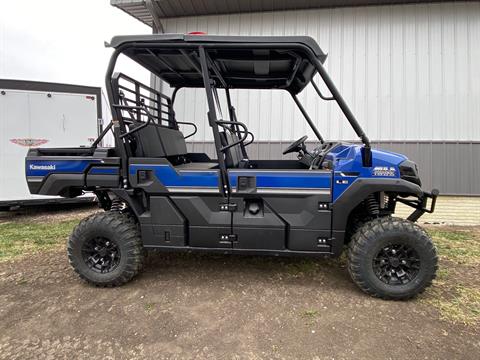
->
108, 34, 327, 94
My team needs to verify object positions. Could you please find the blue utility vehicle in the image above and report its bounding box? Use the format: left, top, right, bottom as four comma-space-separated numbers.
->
26, 34, 438, 299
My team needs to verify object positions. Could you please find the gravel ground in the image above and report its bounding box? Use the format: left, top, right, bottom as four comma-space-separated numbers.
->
0, 206, 479, 359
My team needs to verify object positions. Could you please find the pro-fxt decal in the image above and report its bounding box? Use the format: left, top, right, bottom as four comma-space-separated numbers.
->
372, 166, 396, 177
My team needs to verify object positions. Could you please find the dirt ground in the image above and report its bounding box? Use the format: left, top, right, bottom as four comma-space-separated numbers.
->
0, 206, 479, 359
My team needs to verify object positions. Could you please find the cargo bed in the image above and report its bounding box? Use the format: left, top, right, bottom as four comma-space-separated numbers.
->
26, 147, 120, 198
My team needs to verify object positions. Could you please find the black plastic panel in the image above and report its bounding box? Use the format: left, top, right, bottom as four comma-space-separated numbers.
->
141, 196, 187, 247
288, 229, 331, 252
170, 196, 231, 248
38, 174, 84, 196
230, 198, 286, 250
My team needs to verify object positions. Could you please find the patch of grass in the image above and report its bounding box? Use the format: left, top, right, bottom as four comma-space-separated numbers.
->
144, 303, 155, 312
419, 228, 480, 326
301, 309, 320, 325
0, 219, 81, 261
284, 260, 318, 276
424, 285, 480, 326
435, 268, 450, 282
428, 228, 480, 265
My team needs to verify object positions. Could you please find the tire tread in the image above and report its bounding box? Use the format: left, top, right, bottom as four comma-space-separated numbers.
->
347, 217, 438, 300
67, 211, 144, 287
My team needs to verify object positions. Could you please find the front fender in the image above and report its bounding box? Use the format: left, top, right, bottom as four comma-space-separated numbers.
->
332, 178, 423, 230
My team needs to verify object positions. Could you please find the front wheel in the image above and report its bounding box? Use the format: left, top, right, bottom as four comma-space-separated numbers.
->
347, 217, 437, 300
67, 211, 144, 287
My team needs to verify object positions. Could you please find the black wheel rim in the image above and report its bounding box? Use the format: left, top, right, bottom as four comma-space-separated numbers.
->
81, 237, 121, 273
372, 244, 420, 285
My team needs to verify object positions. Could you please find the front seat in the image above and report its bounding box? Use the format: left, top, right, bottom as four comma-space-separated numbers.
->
219, 131, 248, 168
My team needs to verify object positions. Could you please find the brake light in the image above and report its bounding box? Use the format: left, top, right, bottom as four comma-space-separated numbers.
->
188, 31, 206, 35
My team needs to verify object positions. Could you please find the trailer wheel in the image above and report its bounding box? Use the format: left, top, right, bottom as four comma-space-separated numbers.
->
68, 211, 144, 287
347, 217, 437, 300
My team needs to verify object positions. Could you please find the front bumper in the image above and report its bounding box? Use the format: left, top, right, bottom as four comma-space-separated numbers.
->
397, 189, 439, 222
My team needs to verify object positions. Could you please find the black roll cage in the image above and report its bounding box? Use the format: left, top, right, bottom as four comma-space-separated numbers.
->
100, 40, 372, 192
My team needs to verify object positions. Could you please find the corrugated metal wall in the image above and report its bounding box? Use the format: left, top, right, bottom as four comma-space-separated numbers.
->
163, 2, 480, 142
157, 2, 480, 195
185, 140, 480, 195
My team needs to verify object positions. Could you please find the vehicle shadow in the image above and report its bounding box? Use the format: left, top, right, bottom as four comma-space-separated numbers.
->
140, 249, 356, 292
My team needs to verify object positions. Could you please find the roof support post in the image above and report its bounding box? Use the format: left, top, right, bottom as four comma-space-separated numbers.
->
309, 55, 372, 166
105, 46, 131, 181
225, 88, 248, 158
198, 46, 230, 196
291, 93, 324, 144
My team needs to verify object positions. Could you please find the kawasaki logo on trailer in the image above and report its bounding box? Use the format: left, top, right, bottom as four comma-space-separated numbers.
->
29, 164, 56, 171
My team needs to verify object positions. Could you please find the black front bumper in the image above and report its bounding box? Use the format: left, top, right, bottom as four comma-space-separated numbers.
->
397, 189, 439, 222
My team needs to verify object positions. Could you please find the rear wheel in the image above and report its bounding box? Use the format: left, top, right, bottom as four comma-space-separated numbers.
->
347, 217, 437, 300
68, 211, 144, 287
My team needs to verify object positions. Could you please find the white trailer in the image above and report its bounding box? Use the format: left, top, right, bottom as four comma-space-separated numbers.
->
0, 79, 102, 209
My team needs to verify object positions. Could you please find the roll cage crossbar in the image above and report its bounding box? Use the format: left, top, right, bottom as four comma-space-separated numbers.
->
100, 38, 372, 185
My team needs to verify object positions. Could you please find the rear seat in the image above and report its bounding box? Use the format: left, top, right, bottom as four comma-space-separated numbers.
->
131, 122, 187, 158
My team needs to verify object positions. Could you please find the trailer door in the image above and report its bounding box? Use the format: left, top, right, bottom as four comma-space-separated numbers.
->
0, 91, 30, 202
29, 92, 98, 147
0, 84, 101, 205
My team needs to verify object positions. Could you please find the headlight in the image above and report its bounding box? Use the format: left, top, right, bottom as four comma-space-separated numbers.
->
399, 160, 422, 187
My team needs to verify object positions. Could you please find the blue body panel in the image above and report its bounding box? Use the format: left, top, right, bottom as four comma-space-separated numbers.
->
26, 159, 118, 177
328, 144, 406, 201
229, 170, 331, 190
126, 144, 407, 198
129, 164, 220, 188
26, 144, 408, 201
26, 159, 100, 177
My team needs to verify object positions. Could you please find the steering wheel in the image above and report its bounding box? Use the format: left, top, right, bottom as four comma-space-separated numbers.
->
283, 135, 308, 155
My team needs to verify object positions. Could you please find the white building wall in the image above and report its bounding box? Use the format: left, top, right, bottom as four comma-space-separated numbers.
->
161, 1, 480, 143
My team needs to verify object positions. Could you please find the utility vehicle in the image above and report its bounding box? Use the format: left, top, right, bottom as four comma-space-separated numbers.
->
25, 34, 439, 299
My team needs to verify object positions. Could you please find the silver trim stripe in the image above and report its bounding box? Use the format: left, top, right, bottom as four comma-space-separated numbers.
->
166, 187, 330, 195
228, 170, 331, 174
166, 186, 219, 193
232, 187, 330, 195
26, 176, 44, 182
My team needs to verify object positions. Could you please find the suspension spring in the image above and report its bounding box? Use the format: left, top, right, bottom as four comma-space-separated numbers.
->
110, 199, 126, 212
365, 194, 380, 217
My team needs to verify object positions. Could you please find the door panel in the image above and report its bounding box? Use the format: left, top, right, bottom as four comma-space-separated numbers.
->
171, 196, 232, 248
229, 197, 286, 250
262, 195, 332, 252
129, 159, 231, 249
229, 169, 333, 252
142, 196, 187, 247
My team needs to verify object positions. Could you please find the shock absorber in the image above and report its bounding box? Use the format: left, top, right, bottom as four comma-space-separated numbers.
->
365, 194, 380, 217
110, 198, 126, 212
